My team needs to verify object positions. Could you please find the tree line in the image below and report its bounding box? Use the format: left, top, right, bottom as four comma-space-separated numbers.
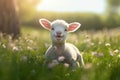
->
0, 0, 119, 39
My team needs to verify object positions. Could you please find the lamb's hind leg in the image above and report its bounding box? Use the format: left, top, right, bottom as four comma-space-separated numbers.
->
76, 61, 80, 67
77, 54, 84, 67
70, 59, 78, 70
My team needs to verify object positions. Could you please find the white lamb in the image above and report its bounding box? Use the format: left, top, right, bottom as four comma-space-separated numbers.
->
39, 18, 84, 70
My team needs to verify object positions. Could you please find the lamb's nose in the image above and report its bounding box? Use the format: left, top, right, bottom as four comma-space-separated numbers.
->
56, 31, 62, 35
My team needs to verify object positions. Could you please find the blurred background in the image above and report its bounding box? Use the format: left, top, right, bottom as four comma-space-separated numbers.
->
0, 0, 120, 38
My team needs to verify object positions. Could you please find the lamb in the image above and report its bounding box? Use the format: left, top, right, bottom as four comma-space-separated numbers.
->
39, 18, 84, 70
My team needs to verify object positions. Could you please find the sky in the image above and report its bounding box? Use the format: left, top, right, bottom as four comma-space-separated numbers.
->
36, 0, 107, 14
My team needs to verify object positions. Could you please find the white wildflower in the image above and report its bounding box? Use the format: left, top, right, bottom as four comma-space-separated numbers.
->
109, 51, 114, 56
84, 63, 92, 69
27, 46, 33, 50
65, 73, 70, 76
85, 35, 89, 38
12, 46, 22, 51
84, 38, 91, 43
21, 56, 28, 61
9, 42, 15, 48
108, 64, 111, 67
29, 40, 33, 43
12, 46, 19, 51
2, 44, 6, 48
114, 49, 119, 53
64, 63, 69, 68
26, 39, 33, 44
90, 42, 94, 46
105, 43, 111, 47
98, 41, 102, 45
91, 51, 97, 56
118, 54, 120, 58
97, 53, 104, 57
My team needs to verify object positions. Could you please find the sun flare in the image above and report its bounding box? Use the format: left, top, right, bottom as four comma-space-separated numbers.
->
36, 0, 106, 14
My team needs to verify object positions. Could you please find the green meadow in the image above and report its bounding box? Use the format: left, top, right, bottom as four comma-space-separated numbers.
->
0, 0, 120, 80
0, 27, 120, 80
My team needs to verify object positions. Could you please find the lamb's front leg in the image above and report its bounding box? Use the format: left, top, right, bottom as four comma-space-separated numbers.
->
43, 46, 56, 67
48, 59, 59, 68
48, 56, 65, 68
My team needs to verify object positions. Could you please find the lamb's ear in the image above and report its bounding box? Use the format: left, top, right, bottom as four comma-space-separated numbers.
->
68, 22, 81, 32
39, 18, 51, 30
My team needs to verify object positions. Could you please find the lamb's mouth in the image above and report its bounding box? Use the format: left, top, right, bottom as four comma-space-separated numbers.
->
56, 35, 63, 40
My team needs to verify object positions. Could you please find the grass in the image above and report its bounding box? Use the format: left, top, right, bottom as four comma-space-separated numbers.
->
0, 27, 120, 80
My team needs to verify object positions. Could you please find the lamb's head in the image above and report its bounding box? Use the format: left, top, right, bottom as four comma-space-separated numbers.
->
39, 18, 81, 43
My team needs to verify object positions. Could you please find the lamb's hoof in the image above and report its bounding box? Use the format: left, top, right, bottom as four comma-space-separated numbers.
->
58, 56, 65, 62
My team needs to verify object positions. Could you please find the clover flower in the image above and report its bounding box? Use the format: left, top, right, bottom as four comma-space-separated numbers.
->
105, 43, 111, 47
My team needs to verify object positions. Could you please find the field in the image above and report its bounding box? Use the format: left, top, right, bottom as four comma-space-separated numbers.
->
0, 27, 120, 80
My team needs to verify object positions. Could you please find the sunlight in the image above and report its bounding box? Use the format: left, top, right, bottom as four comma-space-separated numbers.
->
36, 0, 106, 14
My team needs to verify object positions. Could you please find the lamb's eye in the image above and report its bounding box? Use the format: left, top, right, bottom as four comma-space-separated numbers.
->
51, 28, 54, 30
65, 29, 67, 31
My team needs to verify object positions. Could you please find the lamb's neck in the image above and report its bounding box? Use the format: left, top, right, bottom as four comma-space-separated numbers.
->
52, 41, 65, 55
52, 41, 65, 48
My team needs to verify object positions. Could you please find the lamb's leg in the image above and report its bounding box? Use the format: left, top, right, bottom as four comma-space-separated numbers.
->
43, 46, 56, 67
76, 61, 80, 67
77, 54, 84, 67
48, 59, 59, 68
70, 59, 78, 70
